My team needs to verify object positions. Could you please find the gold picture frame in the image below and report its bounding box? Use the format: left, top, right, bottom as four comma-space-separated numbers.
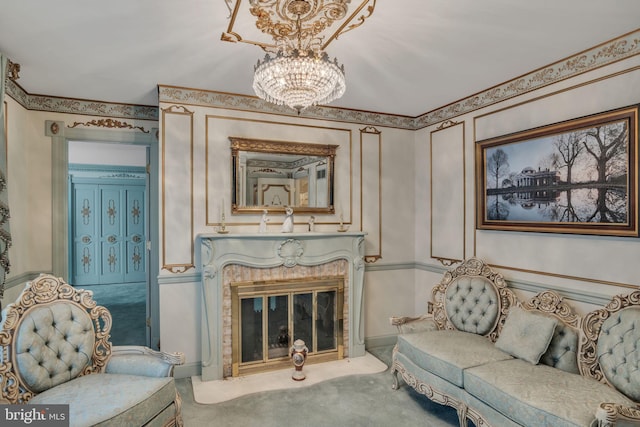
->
476, 105, 638, 236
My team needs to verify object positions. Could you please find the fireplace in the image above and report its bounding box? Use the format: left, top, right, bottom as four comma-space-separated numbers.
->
231, 276, 344, 376
198, 232, 366, 381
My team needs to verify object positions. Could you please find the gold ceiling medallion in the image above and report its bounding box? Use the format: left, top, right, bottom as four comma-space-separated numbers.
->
223, 0, 376, 112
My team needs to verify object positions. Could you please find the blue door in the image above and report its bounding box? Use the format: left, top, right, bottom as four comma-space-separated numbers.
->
72, 181, 146, 286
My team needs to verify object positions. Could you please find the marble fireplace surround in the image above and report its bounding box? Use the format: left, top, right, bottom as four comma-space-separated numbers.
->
197, 232, 366, 381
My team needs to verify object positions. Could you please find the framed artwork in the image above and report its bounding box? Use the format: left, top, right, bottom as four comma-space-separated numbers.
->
476, 105, 638, 236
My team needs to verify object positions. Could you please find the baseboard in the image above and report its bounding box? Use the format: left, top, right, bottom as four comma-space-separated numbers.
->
365, 334, 397, 349
174, 361, 201, 379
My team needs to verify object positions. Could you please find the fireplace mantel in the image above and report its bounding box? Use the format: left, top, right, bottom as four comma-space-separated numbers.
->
197, 232, 367, 381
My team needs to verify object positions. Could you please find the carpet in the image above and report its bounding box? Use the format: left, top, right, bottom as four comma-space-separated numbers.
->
192, 352, 388, 404
178, 345, 460, 427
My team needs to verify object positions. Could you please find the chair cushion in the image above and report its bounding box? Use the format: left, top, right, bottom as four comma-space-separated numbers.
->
495, 306, 557, 364
464, 359, 635, 427
397, 330, 512, 387
15, 302, 96, 392
29, 373, 176, 427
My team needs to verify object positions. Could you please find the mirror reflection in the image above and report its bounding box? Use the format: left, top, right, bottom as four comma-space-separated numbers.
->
230, 137, 337, 214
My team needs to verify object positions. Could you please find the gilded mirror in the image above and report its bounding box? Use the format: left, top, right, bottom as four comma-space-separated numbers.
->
230, 137, 337, 214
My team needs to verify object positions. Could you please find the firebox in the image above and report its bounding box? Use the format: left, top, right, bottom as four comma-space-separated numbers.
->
231, 277, 344, 376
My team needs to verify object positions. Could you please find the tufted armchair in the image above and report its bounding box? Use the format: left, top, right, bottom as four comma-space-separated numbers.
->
0, 274, 185, 426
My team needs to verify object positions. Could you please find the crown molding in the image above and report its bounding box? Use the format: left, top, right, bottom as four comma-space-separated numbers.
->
413, 29, 640, 129
6, 29, 639, 130
5, 79, 158, 121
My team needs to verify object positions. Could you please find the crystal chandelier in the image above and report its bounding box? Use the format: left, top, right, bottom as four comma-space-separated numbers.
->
253, 49, 345, 113
251, 0, 346, 113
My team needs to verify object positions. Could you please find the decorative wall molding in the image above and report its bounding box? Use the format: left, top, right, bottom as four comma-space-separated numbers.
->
68, 118, 149, 133
413, 29, 640, 129
5, 29, 639, 129
6, 79, 158, 121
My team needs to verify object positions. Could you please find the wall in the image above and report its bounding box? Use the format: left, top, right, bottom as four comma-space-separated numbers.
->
3, 30, 638, 378
157, 102, 416, 370
416, 53, 640, 317
1, 95, 157, 307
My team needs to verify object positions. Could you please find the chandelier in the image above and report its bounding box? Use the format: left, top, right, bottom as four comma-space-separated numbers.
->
250, 0, 346, 113
253, 48, 345, 113
222, 0, 376, 113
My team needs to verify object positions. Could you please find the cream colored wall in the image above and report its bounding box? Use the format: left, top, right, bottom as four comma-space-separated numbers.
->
4, 46, 638, 371
1, 99, 157, 306
4, 97, 52, 281
157, 105, 416, 363
415, 53, 640, 316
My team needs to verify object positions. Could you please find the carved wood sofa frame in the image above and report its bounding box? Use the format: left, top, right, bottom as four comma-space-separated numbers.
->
390, 258, 640, 427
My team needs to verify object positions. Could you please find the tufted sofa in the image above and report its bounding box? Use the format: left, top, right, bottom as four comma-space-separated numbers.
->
390, 258, 640, 427
0, 274, 185, 426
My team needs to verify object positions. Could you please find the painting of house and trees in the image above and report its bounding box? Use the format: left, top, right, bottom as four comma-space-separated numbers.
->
476, 105, 638, 236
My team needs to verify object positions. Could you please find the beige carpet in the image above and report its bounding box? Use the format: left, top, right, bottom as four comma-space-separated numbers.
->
191, 352, 387, 404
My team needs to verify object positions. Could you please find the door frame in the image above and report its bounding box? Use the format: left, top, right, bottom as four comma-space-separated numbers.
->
46, 121, 160, 349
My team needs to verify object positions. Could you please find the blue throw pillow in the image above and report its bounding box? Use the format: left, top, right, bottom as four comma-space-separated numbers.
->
495, 306, 558, 364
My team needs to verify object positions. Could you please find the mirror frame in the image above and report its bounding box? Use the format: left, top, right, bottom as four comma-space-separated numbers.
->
230, 136, 338, 214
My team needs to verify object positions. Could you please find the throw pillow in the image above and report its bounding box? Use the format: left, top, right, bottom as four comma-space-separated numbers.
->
495, 306, 558, 364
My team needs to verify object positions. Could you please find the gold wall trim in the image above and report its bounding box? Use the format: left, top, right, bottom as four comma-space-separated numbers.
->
430, 120, 466, 264
359, 126, 382, 263
204, 114, 353, 227
68, 118, 149, 133
161, 105, 194, 273
489, 263, 639, 291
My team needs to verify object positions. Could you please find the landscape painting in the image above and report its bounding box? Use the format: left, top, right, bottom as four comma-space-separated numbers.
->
476, 105, 638, 236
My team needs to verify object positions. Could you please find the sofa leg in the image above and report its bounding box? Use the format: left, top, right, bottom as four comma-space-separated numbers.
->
391, 366, 400, 390
456, 403, 468, 427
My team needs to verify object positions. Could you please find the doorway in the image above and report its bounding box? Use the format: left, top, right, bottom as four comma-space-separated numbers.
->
68, 141, 149, 346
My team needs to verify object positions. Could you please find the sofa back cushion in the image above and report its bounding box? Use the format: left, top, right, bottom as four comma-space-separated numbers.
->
14, 301, 96, 393
444, 276, 499, 335
597, 306, 640, 402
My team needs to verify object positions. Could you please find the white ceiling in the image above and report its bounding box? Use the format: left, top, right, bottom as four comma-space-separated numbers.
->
2, 1, 639, 117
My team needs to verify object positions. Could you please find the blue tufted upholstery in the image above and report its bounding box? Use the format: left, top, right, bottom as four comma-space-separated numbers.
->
15, 302, 96, 393
391, 259, 640, 427
0, 274, 184, 427
444, 276, 498, 335
540, 321, 580, 374
597, 307, 640, 402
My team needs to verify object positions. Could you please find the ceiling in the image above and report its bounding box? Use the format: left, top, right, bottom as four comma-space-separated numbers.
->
2, 1, 639, 117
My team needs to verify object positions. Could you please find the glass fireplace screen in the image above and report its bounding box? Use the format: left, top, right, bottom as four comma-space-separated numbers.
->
231, 277, 344, 376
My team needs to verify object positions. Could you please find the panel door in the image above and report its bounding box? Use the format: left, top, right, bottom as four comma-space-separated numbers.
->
100, 186, 125, 284
72, 181, 146, 286
72, 184, 99, 286
125, 186, 146, 282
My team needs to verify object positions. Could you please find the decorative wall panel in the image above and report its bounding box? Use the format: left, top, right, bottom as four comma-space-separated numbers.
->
430, 121, 465, 264
162, 106, 194, 272
360, 126, 382, 262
